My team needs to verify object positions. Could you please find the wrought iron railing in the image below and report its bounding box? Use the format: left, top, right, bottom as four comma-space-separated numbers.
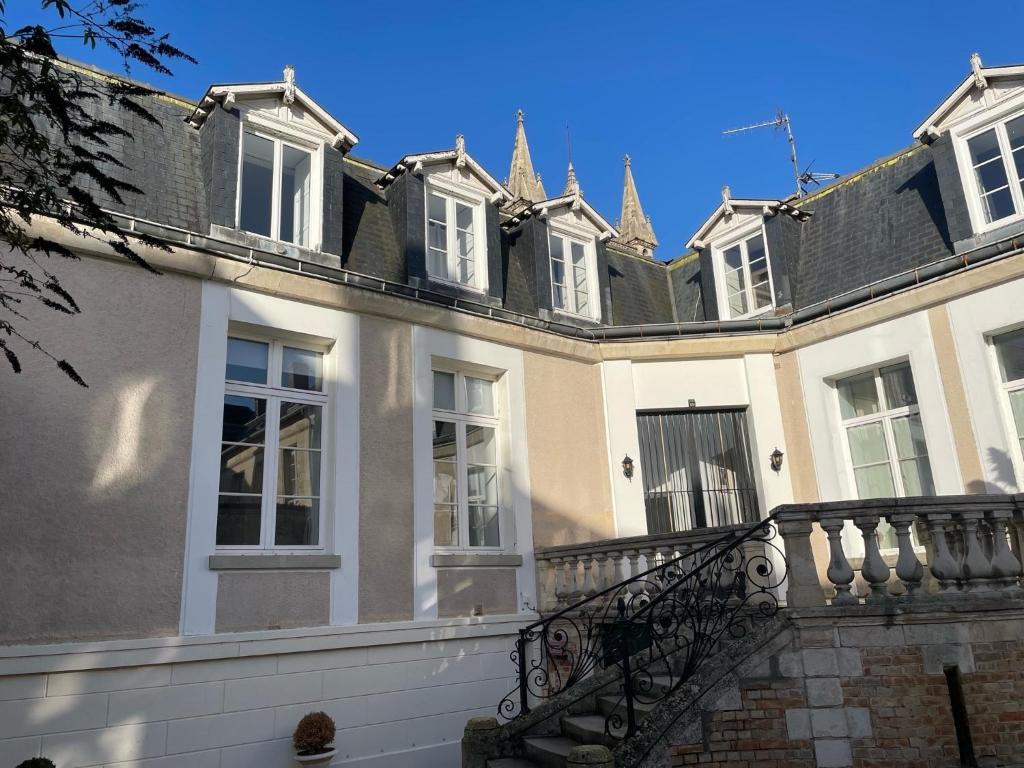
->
498, 514, 787, 739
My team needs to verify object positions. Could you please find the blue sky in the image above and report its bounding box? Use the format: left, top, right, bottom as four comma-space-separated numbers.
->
11, 0, 1024, 260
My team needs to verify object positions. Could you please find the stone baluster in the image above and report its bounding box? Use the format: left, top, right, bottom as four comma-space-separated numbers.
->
657, 545, 675, 587
855, 515, 891, 601
987, 510, 1022, 591
626, 550, 645, 595
820, 516, 856, 605
581, 554, 598, 597
925, 514, 960, 593
890, 513, 924, 596
567, 556, 582, 599
595, 552, 612, 592
552, 557, 568, 604
776, 514, 827, 608
612, 549, 629, 584
959, 511, 994, 591
640, 546, 658, 592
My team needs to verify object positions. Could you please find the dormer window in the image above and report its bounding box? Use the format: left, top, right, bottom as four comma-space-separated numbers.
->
717, 230, 773, 319
548, 230, 592, 317
963, 113, 1024, 226
238, 129, 318, 248
427, 189, 482, 289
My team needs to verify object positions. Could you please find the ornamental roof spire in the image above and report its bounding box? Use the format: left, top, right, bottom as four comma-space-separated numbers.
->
506, 110, 546, 206
617, 155, 658, 258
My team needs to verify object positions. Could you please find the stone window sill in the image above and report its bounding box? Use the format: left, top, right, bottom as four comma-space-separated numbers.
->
429, 553, 523, 568
209, 554, 341, 571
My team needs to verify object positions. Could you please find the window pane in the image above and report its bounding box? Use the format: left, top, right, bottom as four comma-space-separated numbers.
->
746, 234, 766, 263
456, 201, 473, 231
1009, 389, 1024, 458
723, 245, 742, 271
891, 414, 928, 459
278, 448, 320, 497
456, 202, 475, 285
552, 284, 566, 309
898, 457, 935, 496
281, 347, 323, 391
837, 373, 879, 419
752, 281, 772, 309
428, 192, 447, 223
434, 505, 458, 547
1008, 115, 1024, 152
220, 443, 264, 493
466, 377, 494, 416
468, 467, 498, 507
981, 187, 1016, 223
275, 497, 318, 546
433, 420, 458, 546
975, 153, 1010, 192
280, 145, 312, 246
466, 424, 496, 464
216, 495, 262, 546
995, 329, 1024, 383
468, 506, 500, 547
433, 371, 456, 410
226, 338, 268, 384
240, 132, 274, 237
222, 395, 267, 444
549, 234, 564, 263
550, 257, 566, 286
428, 244, 448, 279
880, 362, 917, 409
728, 290, 748, 317
853, 464, 896, 499
280, 402, 322, 450
969, 128, 1003, 167
847, 422, 890, 466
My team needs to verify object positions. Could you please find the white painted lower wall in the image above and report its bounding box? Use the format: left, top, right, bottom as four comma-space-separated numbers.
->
0, 616, 525, 768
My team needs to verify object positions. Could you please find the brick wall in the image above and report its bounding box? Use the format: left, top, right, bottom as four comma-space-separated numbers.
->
667, 609, 1024, 768
671, 681, 814, 768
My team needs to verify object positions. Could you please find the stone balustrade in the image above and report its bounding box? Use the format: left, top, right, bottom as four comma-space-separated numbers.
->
776, 494, 1024, 608
534, 524, 752, 611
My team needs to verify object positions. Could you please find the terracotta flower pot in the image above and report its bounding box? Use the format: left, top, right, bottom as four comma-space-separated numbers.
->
294, 747, 337, 767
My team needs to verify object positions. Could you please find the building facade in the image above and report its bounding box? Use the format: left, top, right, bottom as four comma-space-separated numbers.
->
2, 54, 1024, 767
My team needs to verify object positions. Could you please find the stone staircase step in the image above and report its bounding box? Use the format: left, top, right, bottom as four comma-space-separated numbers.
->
561, 713, 623, 747
523, 735, 578, 768
596, 693, 657, 720
487, 759, 540, 768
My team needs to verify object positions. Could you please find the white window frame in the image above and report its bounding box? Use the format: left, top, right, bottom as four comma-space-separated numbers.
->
713, 224, 775, 320
547, 221, 599, 321
423, 178, 488, 292
950, 92, 1024, 235
832, 362, 934, 499
219, 334, 329, 552
431, 367, 505, 552
988, 326, 1024, 483
235, 124, 324, 250
832, 361, 932, 552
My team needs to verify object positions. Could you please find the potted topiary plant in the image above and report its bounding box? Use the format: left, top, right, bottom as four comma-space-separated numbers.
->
293, 711, 337, 766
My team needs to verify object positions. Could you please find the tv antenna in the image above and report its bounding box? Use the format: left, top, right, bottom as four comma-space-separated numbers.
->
723, 110, 803, 198
798, 161, 841, 195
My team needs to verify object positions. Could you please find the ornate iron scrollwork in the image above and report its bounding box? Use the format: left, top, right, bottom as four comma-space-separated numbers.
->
497, 516, 787, 740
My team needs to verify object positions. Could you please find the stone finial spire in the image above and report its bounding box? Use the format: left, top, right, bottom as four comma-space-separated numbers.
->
563, 162, 579, 197
282, 64, 296, 104
617, 155, 658, 258
971, 52, 988, 89
507, 110, 546, 205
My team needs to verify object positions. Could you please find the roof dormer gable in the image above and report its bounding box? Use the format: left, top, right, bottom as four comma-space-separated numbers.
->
685, 188, 781, 250
376, 136, 514, 205
187, 66, 359, 152
915, 53, 1024, 142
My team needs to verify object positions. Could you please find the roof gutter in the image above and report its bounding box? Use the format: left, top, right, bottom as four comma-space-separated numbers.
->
95, 209, 1024, 345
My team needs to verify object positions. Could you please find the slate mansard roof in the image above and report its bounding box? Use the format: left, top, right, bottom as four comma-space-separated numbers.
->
17, 57, 1024, 335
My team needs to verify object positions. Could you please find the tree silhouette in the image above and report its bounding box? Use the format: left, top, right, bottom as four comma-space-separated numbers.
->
0, 0, 195, 384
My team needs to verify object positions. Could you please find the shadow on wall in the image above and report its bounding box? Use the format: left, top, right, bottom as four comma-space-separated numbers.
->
0, 257, 199, 646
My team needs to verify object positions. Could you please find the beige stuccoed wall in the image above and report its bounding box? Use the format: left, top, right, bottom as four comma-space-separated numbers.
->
215, 571, 330, 632
0, 257, 200, 644
523, 351, 615, 547
358, 316, 415, 622
436, 568, 517, 618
